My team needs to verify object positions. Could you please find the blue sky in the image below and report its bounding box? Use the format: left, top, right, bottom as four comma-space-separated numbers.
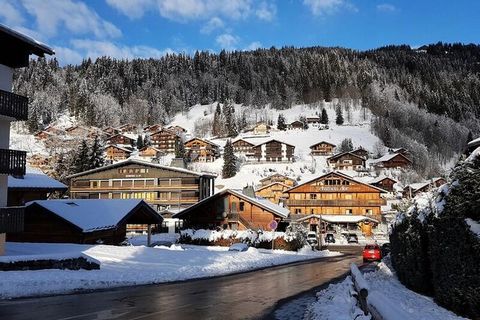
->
0, 0, 479, 65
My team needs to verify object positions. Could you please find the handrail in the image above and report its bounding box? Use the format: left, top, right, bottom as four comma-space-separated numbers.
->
0, 89, 28, 121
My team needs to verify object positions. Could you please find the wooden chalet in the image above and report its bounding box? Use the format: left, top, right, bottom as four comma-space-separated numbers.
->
259, 173, 296, 187
310, 141, 336, 156
104, 145, 132, 162
232, 138, 255, 154
247, 139, 295, 163
255, 182, 290, 204
106, 133, 135, 146
65, 125, 90, 137
389, 147, 411, 157
250, 122, 270, 135
184, 138, 220, 162
369, 177, 397, 193
7, 199, 162, 245
173, 188, 290, 231
288, 120, 304, 130
167, 125, 187, 136
143, 124, 162, 134
403, 177, 447, 198
67, 159, 216, 212
371, 153, 412, 169
103, 126, 119, 136
117, 123, 137, 133
150, 128, 180, 153
306, 117, 321, 126
351, 147, 369, 159
284, 172, 386, 234
34, 130, 53, 140
139, 146, 163, 158
27, 154, 50, 168
8, 168, 67, 206
327, 152, 366, 171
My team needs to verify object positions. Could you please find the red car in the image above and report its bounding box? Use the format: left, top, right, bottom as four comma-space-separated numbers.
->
363, 244, 382, 262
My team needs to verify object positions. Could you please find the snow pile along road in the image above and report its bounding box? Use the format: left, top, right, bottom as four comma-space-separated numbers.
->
0, 242, 340, 299
307, 259, 466, 320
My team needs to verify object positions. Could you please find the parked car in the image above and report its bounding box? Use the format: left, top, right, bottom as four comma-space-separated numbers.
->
228, 243, 249, 252
324, 233, 336, 243
381, 243, 391, 256
347, 233, 359, 243
363, 244, 382, 262
306, 231, 318, 246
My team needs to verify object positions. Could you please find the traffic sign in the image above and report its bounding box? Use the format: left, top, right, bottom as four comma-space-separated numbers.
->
268, 220, 278, 230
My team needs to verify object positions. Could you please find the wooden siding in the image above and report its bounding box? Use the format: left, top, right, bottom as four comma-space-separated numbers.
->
310, 142, 335, 156
184, 138, 219, 162
150, 129, 180, 153
105, 146, 131, 161
328, 153, 365, 171
250, 140, 295, 162
256, 183, 289, 204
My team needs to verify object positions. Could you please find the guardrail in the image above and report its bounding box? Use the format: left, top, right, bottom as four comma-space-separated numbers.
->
0, 89, 28, 121
350, 263, 414, 320
0, 148, 27, 176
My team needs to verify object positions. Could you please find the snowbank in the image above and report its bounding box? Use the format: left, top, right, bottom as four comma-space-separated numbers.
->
0, 242, 340, 299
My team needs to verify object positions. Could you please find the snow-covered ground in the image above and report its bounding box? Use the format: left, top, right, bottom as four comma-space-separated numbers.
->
0, 242, 340, 299
307, 259, 465, 320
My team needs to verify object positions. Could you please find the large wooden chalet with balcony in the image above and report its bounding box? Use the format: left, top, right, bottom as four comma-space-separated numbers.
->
150, 128, 180, 153
371, 153, 412, 169
327, 152, 366, 171
184, 138, 220, 162
255, 182, 290, 204
232, 138, 255, 154
259, 173, 296, 187
247, 139, 295, 163
310, 141, 336, 156
104, 144, 132, 162
106, 133, 135, 146
67, 159, 215, 213
0, 24, 54, 255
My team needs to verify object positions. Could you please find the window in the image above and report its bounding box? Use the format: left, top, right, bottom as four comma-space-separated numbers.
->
310, 208, 315, 214
345, 209, 353, 215
239, 202, 245, 211
295, 208, 302, 214
309, 194, 317, 200
366, 209, 373, 215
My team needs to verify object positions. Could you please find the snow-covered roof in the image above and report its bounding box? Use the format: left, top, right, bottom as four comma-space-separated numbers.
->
0, 23, 54, 56
8, 167, 67, 190
327, 151, 366, 161
26, 199, 161, 233
405, 177, 445, 192
294, 214, 378, 224
310, 141, 336, 148
467, 137, 480, 147
66, 158, 216, 178
104, 144, 133, 153
370, 153, 411, 164
255, 182, 290, 192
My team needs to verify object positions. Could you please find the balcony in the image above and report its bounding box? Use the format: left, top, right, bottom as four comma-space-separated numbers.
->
0, 89, 28, 121
0, 149, 26, 176
0, 207, 24, 233
286, 199, 386, 207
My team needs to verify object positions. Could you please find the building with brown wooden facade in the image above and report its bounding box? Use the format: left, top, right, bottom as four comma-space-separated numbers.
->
150, 128, 180, 153
327, 152, 366, 171
173, 188, 289, 231
117, 123, 137, 133
403, 177, 447, 198
288, 120, 304, 130
106, 133, 135, 146
67, 159, 216, 212
370, 177, 397, 193
166, 125, 187, 136
143, 124, 162, 134
306, 117, 321, 126
259, 173, 296, 187
184, 138, 220, 162
310, 141, 336, 156
232, 138, 255, 154
139, 146, 163, 159
8, 199, 162, 245
255, 182, 290, 204
65, 125, 91, 138
247, 139, 295, 163
283, 171, 386, 220
351, 147, 369, 159
371, 153, 412, 169
104, 145, 132, 162
102, 126, 119, 136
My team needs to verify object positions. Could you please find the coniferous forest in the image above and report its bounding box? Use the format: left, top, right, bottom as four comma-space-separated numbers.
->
13, 42, 480, 176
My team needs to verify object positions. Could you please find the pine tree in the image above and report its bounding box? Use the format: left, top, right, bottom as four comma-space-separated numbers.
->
143, 134, 151, 146
320, 108, 329, 124
224, 100, 238, 137
175, 139, 186, 158
299, 116, 309, 129
212, 103, 222, 136
73, 139, 90, 173
335, 106, 344, 125
222, 139, 237, 178
89, 135, 105, 169
339, 138, 354, 152
136, 135, 144, 149
277, 113, 287, 130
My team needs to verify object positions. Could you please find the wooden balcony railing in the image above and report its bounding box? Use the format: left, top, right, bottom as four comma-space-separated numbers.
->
286, 199, 386, 207
0, 89, 28, 121
70, 184, 200, 191
0, 149, 27, 176
0, 207, 24, 233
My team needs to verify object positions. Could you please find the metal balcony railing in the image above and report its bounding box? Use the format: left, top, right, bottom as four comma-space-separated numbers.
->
0, 207, 25, 233
286, 199, 387, 207
0, 89, 28, 121
0, 149, 27, 176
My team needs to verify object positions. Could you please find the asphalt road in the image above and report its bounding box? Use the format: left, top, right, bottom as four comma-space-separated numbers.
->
0, 246, 363, 320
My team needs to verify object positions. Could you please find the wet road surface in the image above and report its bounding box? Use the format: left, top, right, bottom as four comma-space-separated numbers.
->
0, 246, 362, 320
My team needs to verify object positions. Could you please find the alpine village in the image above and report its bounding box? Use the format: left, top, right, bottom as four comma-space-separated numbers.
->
0, 2, 479, 320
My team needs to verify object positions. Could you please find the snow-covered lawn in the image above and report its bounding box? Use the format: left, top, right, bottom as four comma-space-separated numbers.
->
307, 259, 465, 320
0, 242, 340, 299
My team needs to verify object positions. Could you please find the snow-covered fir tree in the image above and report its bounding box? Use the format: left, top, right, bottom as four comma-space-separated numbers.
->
320, 108, 329, 124
277, 113, 287, 130
335, 106, 344, 125
89, 135, 105, 170
222, 139, 237, 179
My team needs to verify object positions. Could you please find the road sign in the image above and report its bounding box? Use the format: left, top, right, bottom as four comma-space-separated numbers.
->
268, 220, 278, 230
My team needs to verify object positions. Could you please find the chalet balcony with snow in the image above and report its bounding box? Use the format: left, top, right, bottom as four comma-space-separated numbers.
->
0, 24, 54, 255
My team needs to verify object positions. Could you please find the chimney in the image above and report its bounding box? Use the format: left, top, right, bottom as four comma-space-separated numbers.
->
242, 185, 256, 198
170, 158, 187, 169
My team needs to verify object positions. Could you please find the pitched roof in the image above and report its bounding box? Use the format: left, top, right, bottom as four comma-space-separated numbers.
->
370, 153, 412, 164
255, 182, 290, 192
232, 138, 256, 146
310, 141, 336, 148
26, 199, 162, 233
327, 151, 366, 162
104, 144, 133, 153
8, 167, 67, 191
252, 139, 295, 148
66, 158, 216, 179
259, 173, 293, 182
285, 171, 387, 193
184, 137, 220, 147
173, 189, 290, 219
0, 23, 54, 57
